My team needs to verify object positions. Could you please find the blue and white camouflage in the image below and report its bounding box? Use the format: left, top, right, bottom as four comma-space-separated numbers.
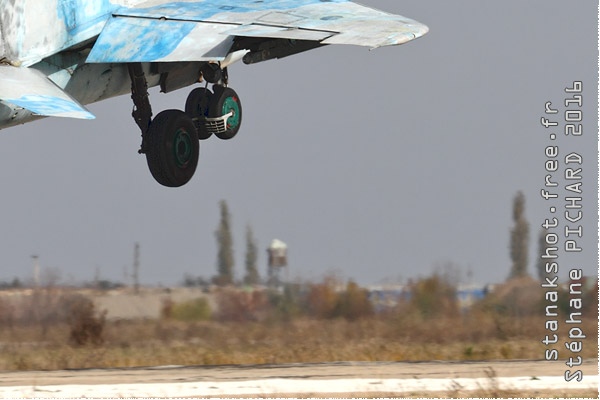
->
0, 0, 427, 127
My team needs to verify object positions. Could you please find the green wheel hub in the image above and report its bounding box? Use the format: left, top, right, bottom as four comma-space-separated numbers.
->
209, 86, 242, 140
173, 128, 193, 167
222, 96, 240, 130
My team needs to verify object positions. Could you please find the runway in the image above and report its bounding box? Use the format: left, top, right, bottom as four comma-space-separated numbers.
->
0, 360, 597, 397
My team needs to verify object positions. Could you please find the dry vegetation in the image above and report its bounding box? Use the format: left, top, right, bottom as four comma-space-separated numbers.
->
0, 275, 597, 372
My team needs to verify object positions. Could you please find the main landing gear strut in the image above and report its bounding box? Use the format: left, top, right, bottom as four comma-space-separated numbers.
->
127, 63, 242, 187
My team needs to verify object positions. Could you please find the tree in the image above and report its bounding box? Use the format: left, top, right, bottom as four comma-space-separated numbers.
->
335, 280, 374, 320
306, 276, 339, 319
215, 200, 234, 285
409, 273, 458, 318
244, 225, 260, 286
509, 191, 530, 279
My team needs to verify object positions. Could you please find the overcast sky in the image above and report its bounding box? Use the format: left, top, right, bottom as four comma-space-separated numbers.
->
0, 0, 597, 287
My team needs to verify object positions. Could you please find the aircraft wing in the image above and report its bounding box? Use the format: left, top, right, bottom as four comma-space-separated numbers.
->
0, 66, 95, 119
87, 0, 428, 63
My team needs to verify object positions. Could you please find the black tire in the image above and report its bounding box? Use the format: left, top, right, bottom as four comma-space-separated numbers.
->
209, 87, 242, 140
146, 110, 199, 187
185, 87, 213, 140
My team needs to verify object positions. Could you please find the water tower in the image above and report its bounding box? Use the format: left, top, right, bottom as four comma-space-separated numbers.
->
267, 239, 288, 287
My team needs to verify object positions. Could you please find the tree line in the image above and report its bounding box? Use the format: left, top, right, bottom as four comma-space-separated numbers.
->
213, 199, 260, 286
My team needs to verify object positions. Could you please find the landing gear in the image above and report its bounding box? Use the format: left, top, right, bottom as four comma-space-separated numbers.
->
185, 87, 213, 140
209, 86, 242, 140
184, 85, 242, 141
146, 110, 199, 187
128, 63, 243, 187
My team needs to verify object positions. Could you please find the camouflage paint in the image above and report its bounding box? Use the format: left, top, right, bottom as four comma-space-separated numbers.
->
0, 0, 427, 127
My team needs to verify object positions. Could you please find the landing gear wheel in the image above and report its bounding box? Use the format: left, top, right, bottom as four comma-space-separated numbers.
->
185, 87, 213, 140
209, 86, 242, 140
146, 110, 199, 187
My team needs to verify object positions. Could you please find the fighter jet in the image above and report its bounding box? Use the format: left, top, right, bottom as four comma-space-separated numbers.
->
0, 0, 428, 187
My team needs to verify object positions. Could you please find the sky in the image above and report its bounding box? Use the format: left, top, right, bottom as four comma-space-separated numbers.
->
0, 0, 597, 287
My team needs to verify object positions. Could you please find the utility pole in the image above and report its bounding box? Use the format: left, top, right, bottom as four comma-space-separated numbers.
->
94, 266, 100, 287
133, 243, 140, 294
31, 255, 40, 288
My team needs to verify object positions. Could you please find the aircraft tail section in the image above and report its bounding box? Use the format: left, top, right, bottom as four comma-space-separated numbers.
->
0, 66, 95, 119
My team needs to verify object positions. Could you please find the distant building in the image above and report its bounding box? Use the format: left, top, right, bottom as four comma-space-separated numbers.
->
455, 284, 487, 310
367, 285, 410, 312
366, 284, 489, 312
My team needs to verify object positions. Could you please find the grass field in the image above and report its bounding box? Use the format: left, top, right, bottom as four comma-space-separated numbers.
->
0, 313, 597, 371
0, 277, 597, 372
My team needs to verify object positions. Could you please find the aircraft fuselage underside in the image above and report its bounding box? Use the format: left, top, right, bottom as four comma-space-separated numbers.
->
0, 56, 192, 130
0, 53, 239, 187
0, 0, 428, 187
